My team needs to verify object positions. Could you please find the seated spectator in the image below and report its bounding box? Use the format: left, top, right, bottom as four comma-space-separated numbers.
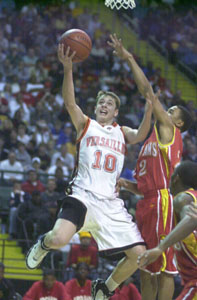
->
21, 168, 45, 195
67, 231, 98, 270
41, 178, 60, 208
110, 277, 142, 300
23, 269, 66, 300
17, 191, 45, 252
0, 151, 23, 182
48, 157, 69, 179
51, 143, 75, 172
0, 262, 17, 300
17, 122, 30, 145
8, 180, 29, 240
54, 166, 68, 195
32, 120, 51, 147
64, 263, 92, 300
35, 143, 51, 171
15, 142, 31, 169
36, 200, 58, 238
0, 134, 8, 162
56, 122, 73, 146
31, 157, 46, 182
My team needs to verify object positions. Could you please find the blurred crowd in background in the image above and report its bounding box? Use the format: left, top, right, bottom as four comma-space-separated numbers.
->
0, 0, 196, 298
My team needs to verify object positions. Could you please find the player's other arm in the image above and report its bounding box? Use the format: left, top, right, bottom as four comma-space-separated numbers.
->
186, 202, 197, 227
116, 178, 143, 196
122, 97, 152, 145
137, 193, 196, 268
58, 44, 87, 134
108, 34, 173, 131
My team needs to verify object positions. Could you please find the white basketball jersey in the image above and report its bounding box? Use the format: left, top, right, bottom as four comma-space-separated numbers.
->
72, 118, 126, 199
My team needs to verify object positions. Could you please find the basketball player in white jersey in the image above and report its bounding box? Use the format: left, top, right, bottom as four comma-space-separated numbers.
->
26, 41, 152, 300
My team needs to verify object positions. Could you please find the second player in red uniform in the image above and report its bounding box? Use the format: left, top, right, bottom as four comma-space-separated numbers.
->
109, 35, 193, 300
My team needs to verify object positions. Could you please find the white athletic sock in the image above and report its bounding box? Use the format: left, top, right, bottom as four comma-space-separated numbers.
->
105, 276, 119, 292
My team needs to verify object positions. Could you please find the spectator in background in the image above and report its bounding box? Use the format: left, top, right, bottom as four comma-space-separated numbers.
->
0, 151, 23, 182
51, 143, 75, 172
15, 142, 31, 170
67, 232, 98, 270
35, 143, 51, 171
56, 122, 73, 147
8, 180, 29, 240
32, 120, 51, 147
48, 157, 69, 179
23, 269, 66, 300
64, 262, 92, 300
31, 157, 46, 181
17, 122, 30, 145
110, 277, 142, 300
17, 191, 45, 252
0, 134, 8, 161
21, 168, 45, 195
0, 262, 17, 300
54, 166, 68, 195
41, 178, 59, 208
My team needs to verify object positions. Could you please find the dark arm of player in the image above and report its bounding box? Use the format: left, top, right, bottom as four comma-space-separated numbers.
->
108, 34, 172, 127
117, 178, 143, 196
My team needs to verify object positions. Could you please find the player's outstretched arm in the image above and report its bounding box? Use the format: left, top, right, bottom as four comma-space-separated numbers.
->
58, 44, 87, 133
123, 97, 152, 144
116, 178, 143, 195
108, 34, 173, 130
137, 192, 196, 269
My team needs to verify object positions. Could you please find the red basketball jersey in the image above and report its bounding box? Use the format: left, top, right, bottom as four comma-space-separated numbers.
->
174, 189, 197, 285
135, 124, 182, 194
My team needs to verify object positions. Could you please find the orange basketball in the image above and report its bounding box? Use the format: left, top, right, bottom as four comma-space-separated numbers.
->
60, 29, 92, 63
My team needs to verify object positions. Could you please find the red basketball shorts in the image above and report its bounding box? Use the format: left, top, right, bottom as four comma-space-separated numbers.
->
136, 189, 177, 274
176, 281, 197, 300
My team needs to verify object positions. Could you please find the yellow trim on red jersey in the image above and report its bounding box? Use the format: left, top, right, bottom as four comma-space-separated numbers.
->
154, 124, 176, 179
154, 123, 176, 148
161, 189, 169, 231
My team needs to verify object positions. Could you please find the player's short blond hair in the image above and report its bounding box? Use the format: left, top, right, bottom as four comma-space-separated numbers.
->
96, 90, 121, 109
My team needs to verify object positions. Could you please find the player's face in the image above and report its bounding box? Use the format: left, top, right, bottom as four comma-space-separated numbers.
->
43, 275, 55, 289
95, 96, 118, 125
167, 106, 182, 127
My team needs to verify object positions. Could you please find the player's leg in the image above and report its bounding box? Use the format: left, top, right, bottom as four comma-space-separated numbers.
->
26, 196, 87, 269
92, 245, 146, 300
158, 272, 174, 300
107, 245, 146, 285
140, 270, 158, 300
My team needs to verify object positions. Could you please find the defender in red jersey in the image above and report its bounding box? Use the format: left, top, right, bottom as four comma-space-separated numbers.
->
138, 161, 197, 300
110, 35, 193, 300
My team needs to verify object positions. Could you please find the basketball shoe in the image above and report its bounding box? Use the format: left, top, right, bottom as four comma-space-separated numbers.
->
92, 279, 114, 300
26, 234, 49, 269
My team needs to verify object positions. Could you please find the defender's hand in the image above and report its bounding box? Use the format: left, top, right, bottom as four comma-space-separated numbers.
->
137, 247, 163, 269
107, 33, 131, 60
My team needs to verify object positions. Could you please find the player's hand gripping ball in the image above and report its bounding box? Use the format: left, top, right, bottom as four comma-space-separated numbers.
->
60, 29, 92, 63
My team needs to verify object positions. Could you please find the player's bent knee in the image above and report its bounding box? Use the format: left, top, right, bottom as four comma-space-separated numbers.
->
125, 245, 146, 259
